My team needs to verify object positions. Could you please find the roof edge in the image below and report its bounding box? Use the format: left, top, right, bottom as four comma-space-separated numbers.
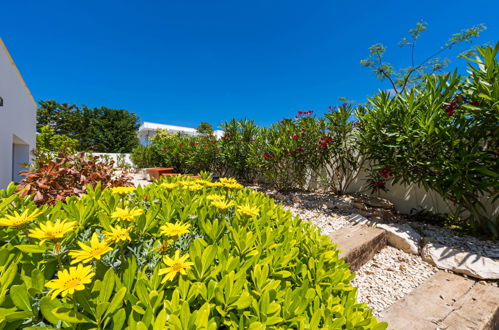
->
0, 38, 37, 107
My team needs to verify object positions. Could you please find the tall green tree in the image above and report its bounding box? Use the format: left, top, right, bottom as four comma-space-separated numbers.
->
37, 101, 140, 153
196, 121, 214, 135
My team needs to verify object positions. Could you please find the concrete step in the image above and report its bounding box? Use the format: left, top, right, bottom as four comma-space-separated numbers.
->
380, 271, 499, 330
329, 225, 387, 271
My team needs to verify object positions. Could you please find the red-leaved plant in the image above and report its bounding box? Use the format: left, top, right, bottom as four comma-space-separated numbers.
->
17, 151, 133, 205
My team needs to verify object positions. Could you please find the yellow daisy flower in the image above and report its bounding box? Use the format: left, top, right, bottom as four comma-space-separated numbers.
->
211, 199, 234, 210
219, 177, 238, 185
45, 264, 94, 298
224, 183, 244, 189
110, 187, 136, 195
206, 194, 225, 201
103, 226, 131, 244
0, 209, 43, 227
178, 181, 195, 187
160, 182, 178, 190
28, 219, 77, 242
237, 204, 260, 217
69, 232, 113, 264
186, 184, 203, 192
158, 250, 194, 283
111, 207, 143, 222
160, 222, 191, 238
206, 182, 223, 187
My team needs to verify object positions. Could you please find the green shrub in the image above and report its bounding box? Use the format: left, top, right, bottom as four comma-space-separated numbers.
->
150, 131, 218, 174
356, 43, 499, 237
130, 144, 162, 169
0, 177, 384, 329
217, 119, 260, 181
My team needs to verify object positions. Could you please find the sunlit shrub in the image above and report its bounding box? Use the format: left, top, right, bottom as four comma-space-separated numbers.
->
0, 177, 385, 329
356, 44, 499, 237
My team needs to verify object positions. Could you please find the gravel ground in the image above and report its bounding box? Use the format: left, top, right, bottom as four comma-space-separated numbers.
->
254, 187, 498, 316
351, 246, 437, 316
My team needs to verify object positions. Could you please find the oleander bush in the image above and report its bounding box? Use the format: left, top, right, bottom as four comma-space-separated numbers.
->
356, 43, 499, 236
0, 177, 385, 329
217, 119, 259, 181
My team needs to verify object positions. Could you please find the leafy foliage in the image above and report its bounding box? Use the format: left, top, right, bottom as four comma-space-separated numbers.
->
361, 21, 485, 94
0, 177, 385, 329
37, 101, 140, 153
357, 43, 499, 237
17, 152, 133, 205
34, 125, 79, 169
196, 122, 214, 135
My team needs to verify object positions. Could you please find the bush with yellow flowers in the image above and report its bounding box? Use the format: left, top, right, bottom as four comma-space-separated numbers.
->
0, 176, 386, 329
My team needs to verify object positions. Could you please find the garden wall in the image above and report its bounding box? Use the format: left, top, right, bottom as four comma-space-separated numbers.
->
92, 153, 133, 167
345, 168, 499, 220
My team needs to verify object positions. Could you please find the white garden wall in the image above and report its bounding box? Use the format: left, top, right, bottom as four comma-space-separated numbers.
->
346, 168, 499, 220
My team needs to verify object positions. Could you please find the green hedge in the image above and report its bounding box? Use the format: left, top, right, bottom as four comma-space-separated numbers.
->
0, 177, 385, 329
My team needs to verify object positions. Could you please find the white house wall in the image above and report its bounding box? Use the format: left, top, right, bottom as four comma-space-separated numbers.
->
0, 39, 36, 189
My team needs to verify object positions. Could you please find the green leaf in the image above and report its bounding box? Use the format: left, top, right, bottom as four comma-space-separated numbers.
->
97, 268, 115, 304
52, 307, 95, 324
106, 287, 127, 316
40, 296, 64, 325
10, 284, 31, 312
14, 245, 47, 254
112, 308, 126, 330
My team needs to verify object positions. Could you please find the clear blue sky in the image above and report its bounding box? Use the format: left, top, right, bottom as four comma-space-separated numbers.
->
2, 0, 497, 128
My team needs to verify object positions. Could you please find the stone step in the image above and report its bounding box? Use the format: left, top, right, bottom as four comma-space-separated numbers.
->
380, 271, 499, 330
329, 225, 387, 271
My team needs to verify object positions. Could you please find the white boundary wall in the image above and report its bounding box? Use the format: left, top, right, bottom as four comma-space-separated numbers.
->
345, 168, 498, 220
92, 153, 133, 168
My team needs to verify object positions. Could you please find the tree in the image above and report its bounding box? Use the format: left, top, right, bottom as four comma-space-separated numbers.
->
37, 101, 140, 153
361, 21, 486, 94
196, 122, 214, 135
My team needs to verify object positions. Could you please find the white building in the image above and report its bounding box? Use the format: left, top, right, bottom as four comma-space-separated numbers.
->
138, 121, 223, 145
0, 38, 37, 189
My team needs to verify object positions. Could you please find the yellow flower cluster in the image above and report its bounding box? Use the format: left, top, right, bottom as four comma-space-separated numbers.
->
103, 225, 131, 244
28, 219, 77, 242
0, 209, 43, 227
111, 207, 143, 222
211, 199, 234, 210
158, 250, 194, 283
160, 182, 178, 189
237, 203, 260, 217
160, 222, 191, 238
45, 264, 94, 298
69, 232, 113, 264
110, 186, 136, 195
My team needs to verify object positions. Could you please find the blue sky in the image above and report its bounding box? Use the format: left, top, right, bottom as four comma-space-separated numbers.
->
1, 0, 497, 128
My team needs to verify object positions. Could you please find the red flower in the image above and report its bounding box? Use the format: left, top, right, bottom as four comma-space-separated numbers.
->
263, 153, 273, 160
179, 143, 184, 147
353, 122, 358, 127
378, 167, 393, 178
292, 135, 300, 140
297, 147, 304, 153
211, 140, 216, 145
215, 148, 219, 154
372, 181, 385, 188
471, 100, 480, 106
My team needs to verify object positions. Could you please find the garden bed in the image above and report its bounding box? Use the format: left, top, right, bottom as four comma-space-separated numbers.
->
0, 177, 385, 329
